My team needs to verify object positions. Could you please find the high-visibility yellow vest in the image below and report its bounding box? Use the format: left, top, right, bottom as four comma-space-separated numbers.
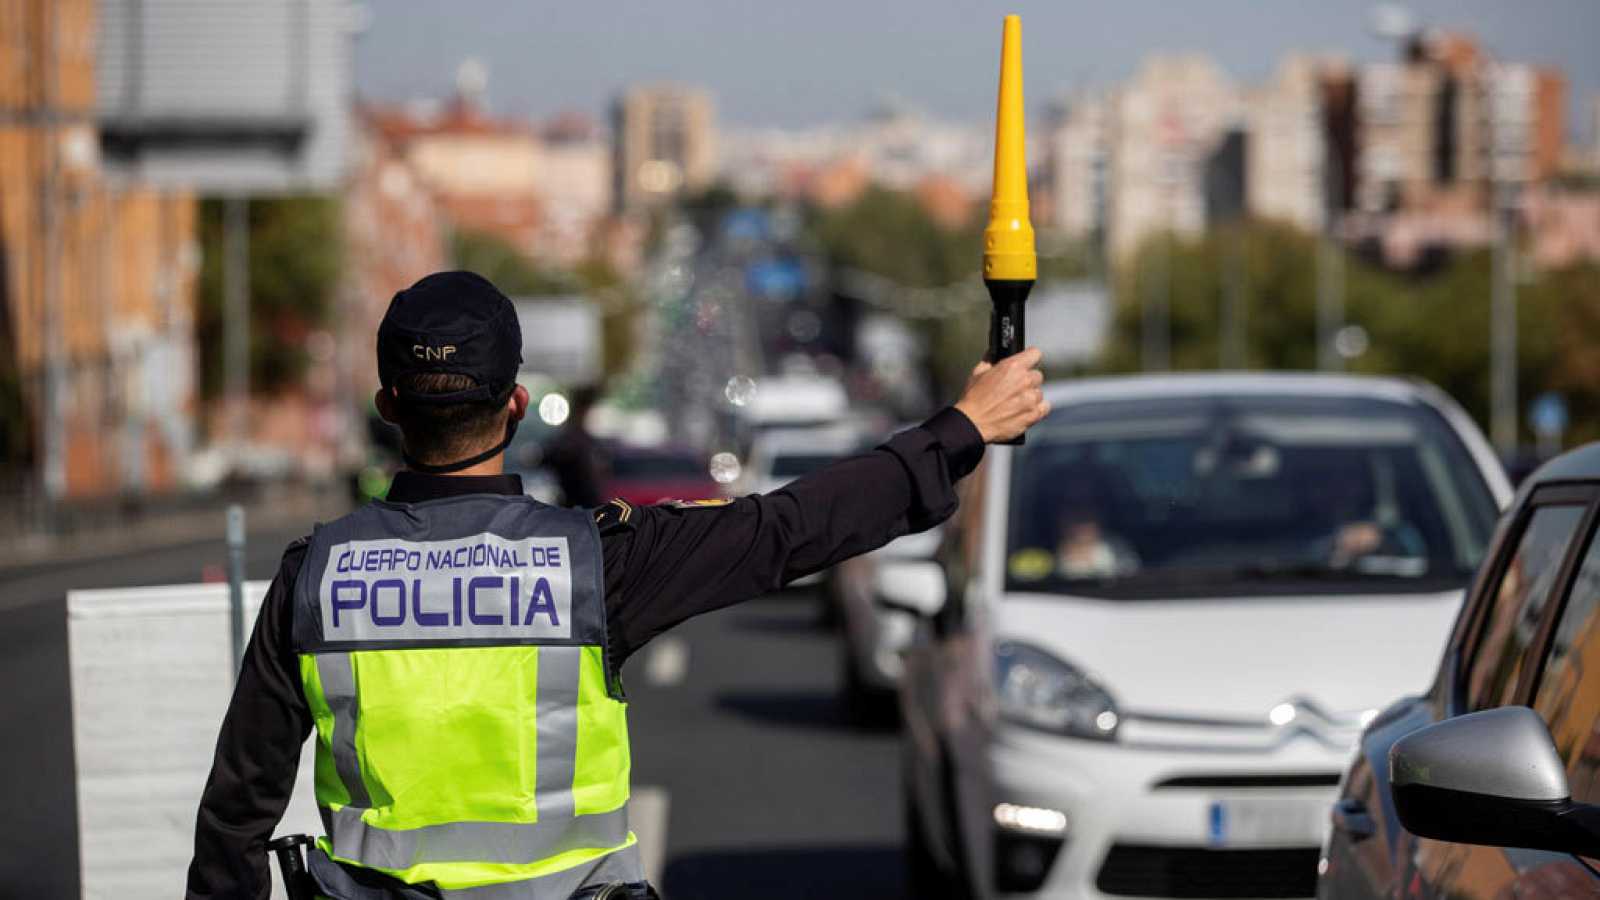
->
291, 496, 637, 896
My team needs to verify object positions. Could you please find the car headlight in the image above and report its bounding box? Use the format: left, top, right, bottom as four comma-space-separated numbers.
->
994, 641, 1120, 740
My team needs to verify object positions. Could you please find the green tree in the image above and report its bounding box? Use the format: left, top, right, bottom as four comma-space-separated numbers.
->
1097, 218, 1600, 445
812, 186, 980, 288
811, 187, 988, 393
450, 230, 573, 295
197, 195, 342, 401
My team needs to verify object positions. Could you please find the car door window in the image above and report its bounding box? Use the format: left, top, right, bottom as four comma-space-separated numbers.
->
1534, 527, 1600, 805
1465, 504, 1587, 711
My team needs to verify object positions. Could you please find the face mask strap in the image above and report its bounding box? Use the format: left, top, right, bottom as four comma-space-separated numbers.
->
402, 419, 520, 475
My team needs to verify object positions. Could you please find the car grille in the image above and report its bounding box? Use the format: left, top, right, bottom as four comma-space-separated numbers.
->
1095, 844, 1319, 898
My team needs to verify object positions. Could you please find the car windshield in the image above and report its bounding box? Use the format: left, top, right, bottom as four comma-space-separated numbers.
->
1006, 394, 1500, 598
771, 453, 839, 478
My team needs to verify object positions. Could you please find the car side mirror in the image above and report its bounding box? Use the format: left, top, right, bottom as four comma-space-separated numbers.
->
878, 526, 944, 561
873, 560, 947, 618
1390, 706, 1600, 856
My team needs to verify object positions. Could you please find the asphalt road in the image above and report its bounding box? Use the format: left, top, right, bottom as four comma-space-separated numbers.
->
0, 523, 307, 899
0, 530, 906, 899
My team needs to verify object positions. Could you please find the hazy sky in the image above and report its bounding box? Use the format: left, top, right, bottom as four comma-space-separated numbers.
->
355, 1, 1600, 136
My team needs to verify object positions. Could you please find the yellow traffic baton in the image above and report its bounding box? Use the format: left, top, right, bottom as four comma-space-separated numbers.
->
982, 14, 1037, 444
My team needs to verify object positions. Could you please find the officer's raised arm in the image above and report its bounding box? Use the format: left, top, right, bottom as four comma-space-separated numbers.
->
190, 269, 1046, 900
599, 348, 1048, 665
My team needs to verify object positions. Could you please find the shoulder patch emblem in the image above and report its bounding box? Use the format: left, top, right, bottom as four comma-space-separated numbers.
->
593, 498, 634, 533
662, 498, 734, 509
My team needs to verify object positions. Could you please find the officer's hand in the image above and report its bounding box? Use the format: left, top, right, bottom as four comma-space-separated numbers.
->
954, 348, 1049, 444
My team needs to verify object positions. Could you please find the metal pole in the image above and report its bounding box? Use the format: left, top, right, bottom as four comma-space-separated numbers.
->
226, 504, 247, 671
223, 196, 250, 452
1316, 144, 1346, 371
1490, 187, 1518, 454
41, 0, 66, 501
1142, 232, 1171, 371
1221, 232, 1246, 369
1315, 228, 1345, 371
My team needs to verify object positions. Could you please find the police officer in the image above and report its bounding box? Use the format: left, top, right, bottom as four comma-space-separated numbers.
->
187, 271, 1048, 899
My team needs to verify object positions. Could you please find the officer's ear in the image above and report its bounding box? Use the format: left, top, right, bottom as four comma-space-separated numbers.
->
507, 384, 529, 423
375, 387, 400, 425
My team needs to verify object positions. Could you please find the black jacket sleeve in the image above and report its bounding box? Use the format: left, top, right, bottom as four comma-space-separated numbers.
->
187, 539, 314, 900
598, 407, 984, 666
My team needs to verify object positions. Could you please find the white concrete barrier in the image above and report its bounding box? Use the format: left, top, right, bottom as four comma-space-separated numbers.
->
68, 582, 320, 900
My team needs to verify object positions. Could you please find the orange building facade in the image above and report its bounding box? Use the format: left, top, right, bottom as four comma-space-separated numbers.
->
0, 0, 200, 500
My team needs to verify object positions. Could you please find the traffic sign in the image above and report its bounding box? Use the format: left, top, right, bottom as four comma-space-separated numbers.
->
1529, 392, 1568, 439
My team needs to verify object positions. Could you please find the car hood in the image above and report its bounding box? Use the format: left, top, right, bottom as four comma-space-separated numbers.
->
993, 590, 1462, 720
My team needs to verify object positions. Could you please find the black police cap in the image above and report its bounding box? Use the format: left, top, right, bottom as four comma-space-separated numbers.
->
377, 271, 523, 405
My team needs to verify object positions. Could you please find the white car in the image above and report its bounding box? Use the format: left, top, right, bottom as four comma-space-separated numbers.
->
828, 526, 942, 721
740, 425, 863, 587
894, 374, 1511, 899
740, 425, 862, 496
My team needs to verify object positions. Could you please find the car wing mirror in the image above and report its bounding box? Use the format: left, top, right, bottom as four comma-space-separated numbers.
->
878, 526, 944, 561
872, 560, 947, 618
1390, 706, 1600, 856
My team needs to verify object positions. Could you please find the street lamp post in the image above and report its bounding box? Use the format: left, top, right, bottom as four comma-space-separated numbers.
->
1315, 149, 1346, 371
1489, 172, 1519, 454
1142, 149, 1180, 372
1485, 58, 1527, 456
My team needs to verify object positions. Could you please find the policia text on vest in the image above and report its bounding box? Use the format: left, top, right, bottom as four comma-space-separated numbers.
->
292, 498, 637, 897
324, 536, 570, 638
186, 270, 1048, 899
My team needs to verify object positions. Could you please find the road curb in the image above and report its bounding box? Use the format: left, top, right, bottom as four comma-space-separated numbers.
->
0, 488, 349, 577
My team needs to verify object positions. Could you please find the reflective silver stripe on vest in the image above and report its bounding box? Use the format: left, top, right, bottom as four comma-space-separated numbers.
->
316, 646, 628, 869
314, 652, 372, 809
438, 844, 645, 899
325, 804, 631, 869
534, 645, 581, 820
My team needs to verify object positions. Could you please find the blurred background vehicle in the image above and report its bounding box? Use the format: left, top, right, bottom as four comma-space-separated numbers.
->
1319, 442, 1600, 899
503, 420, 563, 505
738, 424, 862, 589
896, 374, 1512, 900
737, 372, 852, 435
828, 524, 943, 724
738, 425, 863, 496
601, 443, 728, 507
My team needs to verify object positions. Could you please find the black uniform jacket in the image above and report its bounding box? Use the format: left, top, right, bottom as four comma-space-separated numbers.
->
187, 408, 984, 898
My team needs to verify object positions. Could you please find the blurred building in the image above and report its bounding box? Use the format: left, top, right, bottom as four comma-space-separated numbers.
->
536, 113, 611, 264
1523, 186, 1600, 268
365, 93, 543, 260
1592, 93, 1600, 171
851, 103, 990, 196
364, 65, 611, 268
1109, 55, 1242, 261
1042, 91, 1111, 246
1, 0, 201, 500
339, 114, 450, 403
611, 85, 716, 213
1246, 55, 1342, 233
717, 104, 991, 214
1352, 34, 1565, 258
913, 174, 977, 229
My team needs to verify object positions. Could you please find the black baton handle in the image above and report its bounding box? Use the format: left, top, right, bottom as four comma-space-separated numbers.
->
984, 278, 1033, 446
268, 834, 316, 900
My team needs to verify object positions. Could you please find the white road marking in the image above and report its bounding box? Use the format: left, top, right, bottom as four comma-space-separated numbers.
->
643, 636, 689, 687
631, 785, 670, 886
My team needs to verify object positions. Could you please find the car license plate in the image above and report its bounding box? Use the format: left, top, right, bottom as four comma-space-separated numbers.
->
1207, 796, 1325, 847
